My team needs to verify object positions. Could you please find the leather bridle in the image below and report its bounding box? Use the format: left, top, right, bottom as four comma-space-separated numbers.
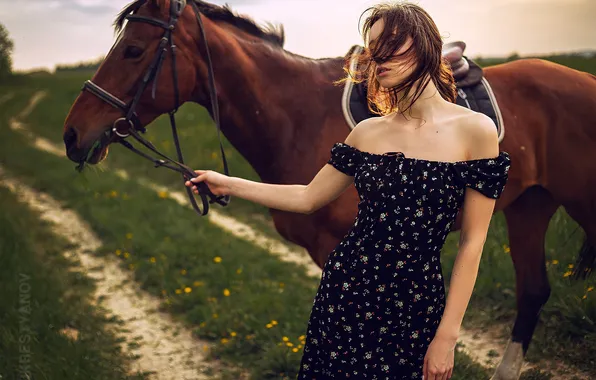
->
80, 0, 230, 216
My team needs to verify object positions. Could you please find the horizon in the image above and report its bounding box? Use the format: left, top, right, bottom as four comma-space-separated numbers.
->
2, 0, 595, 72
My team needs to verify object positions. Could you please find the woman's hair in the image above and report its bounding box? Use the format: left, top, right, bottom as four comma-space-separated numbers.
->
338, 2, 456, 116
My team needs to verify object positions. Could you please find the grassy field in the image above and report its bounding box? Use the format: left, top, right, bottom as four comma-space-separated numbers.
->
0, 186, 148, 380
1, 52, 595, 378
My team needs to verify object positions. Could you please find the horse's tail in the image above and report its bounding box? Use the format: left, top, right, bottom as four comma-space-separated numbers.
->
572, 238, 596, 279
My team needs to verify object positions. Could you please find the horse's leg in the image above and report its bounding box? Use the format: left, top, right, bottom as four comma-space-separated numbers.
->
491, 186, 560, 380
561, 203, 596, 279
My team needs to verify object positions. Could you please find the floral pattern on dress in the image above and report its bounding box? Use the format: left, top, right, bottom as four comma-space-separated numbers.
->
297, 142, 511, 379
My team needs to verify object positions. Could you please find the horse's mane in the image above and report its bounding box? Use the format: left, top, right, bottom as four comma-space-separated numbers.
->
114, 0, 285, 47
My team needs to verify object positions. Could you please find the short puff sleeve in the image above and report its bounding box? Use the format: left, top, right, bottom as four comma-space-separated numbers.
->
454, 151, 511, 199
327, 142, 361, 177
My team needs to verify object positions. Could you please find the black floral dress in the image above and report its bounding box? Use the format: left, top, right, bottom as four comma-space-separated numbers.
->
298, 142, 511, 379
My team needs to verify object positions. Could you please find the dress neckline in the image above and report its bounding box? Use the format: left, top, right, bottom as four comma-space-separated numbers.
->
334, 142, 508, 166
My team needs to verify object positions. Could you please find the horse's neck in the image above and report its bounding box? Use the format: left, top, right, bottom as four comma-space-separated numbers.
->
191, 37, 345, 183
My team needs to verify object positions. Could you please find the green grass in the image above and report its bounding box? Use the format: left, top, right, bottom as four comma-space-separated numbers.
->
0, 187, 147, 380
2, 52, 596, 377
0, 78, 492, 379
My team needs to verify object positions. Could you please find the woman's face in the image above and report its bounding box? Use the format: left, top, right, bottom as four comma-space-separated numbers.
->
368, 18, 416, 89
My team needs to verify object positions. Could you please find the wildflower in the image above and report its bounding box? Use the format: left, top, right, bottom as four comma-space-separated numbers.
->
266, 323, 273, 328
109, 190, 118, 198
150, 257, 156, 263
175, 289, 182, 294
193, 281, 204, 287
223, 289, 230, 297
221, 338, 229, 344
271, 320, 278, 326
158, 191, 168, 199
568, 264, 574, 269
184, 287, 192, 293
282, 337, 289, 342
286, 342, 293, 347
115, 249, 122, 256
588, 287, 594, 292
124, 252, 130, 259
230, 332, 237, 337
563, 271, 572, 278
212, 313, 218, 319
180, 269, 187, 275
298, 335, 305, 340
236, 268, 242, 274
292, 348, 299, 353
126, 232, 133, 239
213, 256, 222, 263
552, 260, 559, 265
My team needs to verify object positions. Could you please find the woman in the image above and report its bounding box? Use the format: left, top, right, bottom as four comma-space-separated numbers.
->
185, 2, 510, 379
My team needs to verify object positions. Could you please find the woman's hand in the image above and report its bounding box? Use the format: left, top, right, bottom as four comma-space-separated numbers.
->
184, 169, 232, 196
423, 334, 456, 380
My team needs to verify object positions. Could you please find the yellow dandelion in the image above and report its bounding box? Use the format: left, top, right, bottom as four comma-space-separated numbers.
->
563, 271, 572, 278
266, 323, 273, 328
588, 287, 594, 292
298, 335, 305, 340
126, 232, 133, 239
271, 320, 278, 326
184, 287, 192, 293
124, 252, 130, 259
150, 257, 156, 263
181, 269, 187, 275
298, 344, 303, 349
286, 342, 293, 347
109, 190, 118, 198
503, 244, 510, 253
203, 346, 209, 352
212, 313, 218, 319
230, 331, 237, 337
115, 249, 122, 256
221, 338, 229, 344
582, 294, 588, 299
193, 281, 204, 287
128, 263, 135, 270
236, 268, 242, 274
158, 191, 168, 199
568, 264, 574, 269
223, 289, 231, 297
213, 256, 222, 263
245, 335, 254, 340
292, 347, 299, 353
282, 336, 289, 342
175, 289, 182, 294
301, 340, 306, 345
552, 259, 559, 265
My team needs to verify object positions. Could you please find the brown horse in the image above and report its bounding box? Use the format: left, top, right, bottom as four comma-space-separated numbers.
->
62, 1, 596, 379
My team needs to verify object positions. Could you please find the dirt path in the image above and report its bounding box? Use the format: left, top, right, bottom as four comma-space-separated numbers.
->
0, 167, 220, 380
7, 90, 591, 380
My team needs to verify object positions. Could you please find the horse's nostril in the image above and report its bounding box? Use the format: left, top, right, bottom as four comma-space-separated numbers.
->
63, 126, 78, 149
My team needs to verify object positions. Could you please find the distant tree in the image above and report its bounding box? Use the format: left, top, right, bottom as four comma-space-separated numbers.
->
0, 23, 14, 79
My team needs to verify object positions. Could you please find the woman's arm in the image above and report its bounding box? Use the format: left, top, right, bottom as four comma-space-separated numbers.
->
186, 122, 368, 214
226, 166, 354, 214
435, 114, 501, 341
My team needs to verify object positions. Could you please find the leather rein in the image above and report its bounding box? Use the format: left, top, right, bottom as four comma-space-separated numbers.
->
80, 0, 230, 216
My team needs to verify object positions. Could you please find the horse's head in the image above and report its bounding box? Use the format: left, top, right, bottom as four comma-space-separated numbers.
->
63, 0, 205, 164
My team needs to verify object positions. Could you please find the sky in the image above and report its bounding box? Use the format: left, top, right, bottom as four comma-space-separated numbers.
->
1, 0, 595, 71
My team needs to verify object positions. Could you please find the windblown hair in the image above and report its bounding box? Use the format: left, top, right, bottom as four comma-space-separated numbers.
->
339, 2, 456, 116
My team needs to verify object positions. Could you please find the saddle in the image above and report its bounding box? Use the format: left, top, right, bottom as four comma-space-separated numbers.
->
341, 41, 504, 142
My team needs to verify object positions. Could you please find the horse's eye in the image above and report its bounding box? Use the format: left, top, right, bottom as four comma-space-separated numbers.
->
124, 45, 144, 59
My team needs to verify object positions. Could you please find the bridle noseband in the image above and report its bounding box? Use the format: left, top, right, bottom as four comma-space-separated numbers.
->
81, 0, 230, 216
